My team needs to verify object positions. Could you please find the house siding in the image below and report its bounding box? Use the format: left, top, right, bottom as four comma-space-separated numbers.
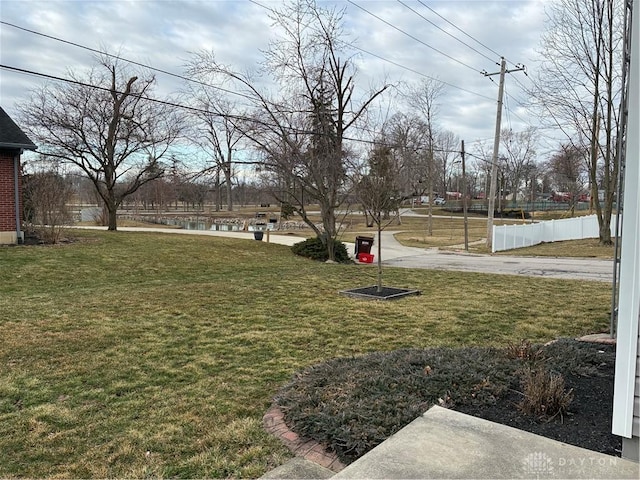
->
635, 348, 640, 437
612, 0, 639, 460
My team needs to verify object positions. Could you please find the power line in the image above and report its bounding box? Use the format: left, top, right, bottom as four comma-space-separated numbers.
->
508, 70, 535, 100
1, 63, 226, 117
416, 0, 512, 66
346, 0, 483, 73
503, 89, 532, 128
485, 67, 533, 130
0, 20, 256, 103
396, 0, 495, 64
248, 0, 494, 101
2, 10, 504, 151
3, 15, 496, 108
1, 62, 474, 154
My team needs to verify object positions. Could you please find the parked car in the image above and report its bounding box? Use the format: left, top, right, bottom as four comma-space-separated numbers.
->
434, 197, 446, 206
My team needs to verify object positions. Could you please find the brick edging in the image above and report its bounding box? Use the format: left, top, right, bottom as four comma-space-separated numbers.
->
263, 405, 346, 473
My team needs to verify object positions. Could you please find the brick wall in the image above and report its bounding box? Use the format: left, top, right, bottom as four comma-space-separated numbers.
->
0, 152, 19, 231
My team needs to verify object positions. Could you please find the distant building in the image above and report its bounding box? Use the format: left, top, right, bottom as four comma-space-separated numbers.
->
0, 107, 37, 244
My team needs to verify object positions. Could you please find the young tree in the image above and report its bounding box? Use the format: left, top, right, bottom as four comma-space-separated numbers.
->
356, 145, 400, 293
188, 0, 387, 260
20, 56, 183, 230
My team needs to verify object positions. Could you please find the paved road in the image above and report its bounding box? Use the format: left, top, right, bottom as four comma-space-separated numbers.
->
373, 230, 613, 282
74, 226, 614, 282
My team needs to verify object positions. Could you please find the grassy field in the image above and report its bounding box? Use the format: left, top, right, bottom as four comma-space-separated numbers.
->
0, 230, 612, 477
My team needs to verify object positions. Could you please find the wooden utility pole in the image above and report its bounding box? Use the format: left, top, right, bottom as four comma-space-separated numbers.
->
483, 58, 525, 250
461, 140, 469, 251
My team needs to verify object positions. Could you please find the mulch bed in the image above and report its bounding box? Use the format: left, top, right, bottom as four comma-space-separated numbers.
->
453, 361, 620, 456
339, 285, 421, 300
274, 339, 621, 465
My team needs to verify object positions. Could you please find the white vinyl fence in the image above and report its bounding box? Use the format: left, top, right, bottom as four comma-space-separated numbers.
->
492, 214, 618, 253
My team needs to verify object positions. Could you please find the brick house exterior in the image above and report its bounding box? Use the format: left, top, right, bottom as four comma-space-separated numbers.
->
0, 107, 37, 244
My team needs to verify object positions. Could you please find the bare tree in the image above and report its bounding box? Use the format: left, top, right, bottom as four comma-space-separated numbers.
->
435, 130, 460, 195
499, 127, 538, 206
382, 112, 430, 214
355, 145, 401, 292
408, 78, 444, 235
529, 0, 623, 244
184, 55, 246, 212
188, 0, 387, 260
546, 143, 589, 214
20, 56, 183, 230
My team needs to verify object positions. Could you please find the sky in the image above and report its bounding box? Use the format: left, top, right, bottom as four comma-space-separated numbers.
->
0, 0, 553, 163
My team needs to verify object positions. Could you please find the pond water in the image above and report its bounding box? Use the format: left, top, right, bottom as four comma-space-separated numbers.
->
161, 218, 275, 231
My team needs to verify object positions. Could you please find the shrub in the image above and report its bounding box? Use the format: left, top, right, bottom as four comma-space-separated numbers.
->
517, 367, 574, 419
22, 170, 74, 244
275, 347, 516, 464
273, 339, 610, 464
291, 237, 350, 263
539, 338, 615, 377
280, 202, 295, 220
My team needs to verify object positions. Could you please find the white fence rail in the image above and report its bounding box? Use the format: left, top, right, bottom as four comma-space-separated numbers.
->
492, 214, 618, 253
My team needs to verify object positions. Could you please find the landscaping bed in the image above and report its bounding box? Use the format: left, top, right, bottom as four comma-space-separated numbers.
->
275, 339, 618, 465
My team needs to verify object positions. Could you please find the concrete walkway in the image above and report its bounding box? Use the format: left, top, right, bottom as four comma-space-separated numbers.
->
73, 225, 307, 246
332, 406, 639, 479
261, 406, 639, 479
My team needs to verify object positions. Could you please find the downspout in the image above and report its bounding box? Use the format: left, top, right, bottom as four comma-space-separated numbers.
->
13, 151, 22, 244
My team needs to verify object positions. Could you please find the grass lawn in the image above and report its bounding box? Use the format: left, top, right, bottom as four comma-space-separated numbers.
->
0, 230, 612, 478
495, 238, 616, 259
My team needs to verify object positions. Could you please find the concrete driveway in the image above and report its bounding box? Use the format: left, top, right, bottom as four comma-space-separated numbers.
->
356, 231, 613, 283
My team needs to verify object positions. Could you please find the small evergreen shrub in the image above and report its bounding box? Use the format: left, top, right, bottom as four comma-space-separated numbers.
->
275, 347, 515, 464
280, 202, 295, 220
540, 338, 614, 377
291, 237, 350, 263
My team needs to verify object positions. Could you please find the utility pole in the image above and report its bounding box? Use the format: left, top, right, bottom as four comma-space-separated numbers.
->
483, 58, 525, 250
461, 140, 469, 251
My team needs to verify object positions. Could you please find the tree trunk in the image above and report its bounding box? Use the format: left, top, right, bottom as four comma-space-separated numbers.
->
224, 162, 233, 212
599, 217, 613, 245
107, 201, 118, 231
376, 221, 383, 293
322, 206, 337, 261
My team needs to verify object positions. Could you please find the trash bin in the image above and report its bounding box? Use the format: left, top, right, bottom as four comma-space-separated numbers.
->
355, 236, 374, 256
358, 253, 374, 263
254, 231, 264, 241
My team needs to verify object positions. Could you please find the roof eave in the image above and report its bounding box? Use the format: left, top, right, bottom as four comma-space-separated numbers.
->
0, 142, 37, 151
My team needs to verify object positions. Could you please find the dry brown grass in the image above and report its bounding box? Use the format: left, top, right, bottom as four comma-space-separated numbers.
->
0, 229, 612, 478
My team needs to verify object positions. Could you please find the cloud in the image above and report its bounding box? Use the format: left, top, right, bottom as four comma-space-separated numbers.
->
0, 0, 548, 158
